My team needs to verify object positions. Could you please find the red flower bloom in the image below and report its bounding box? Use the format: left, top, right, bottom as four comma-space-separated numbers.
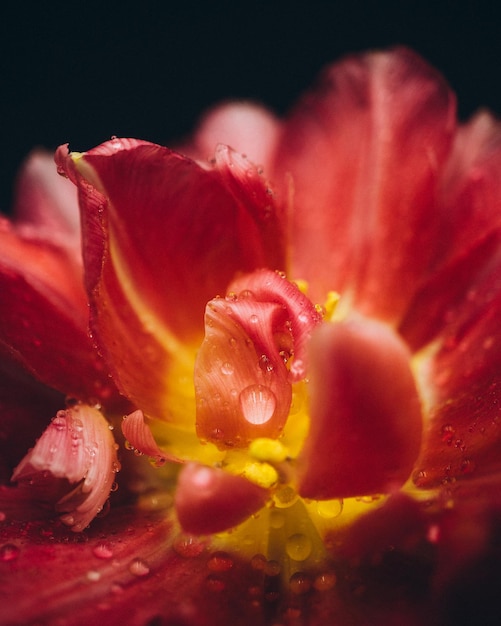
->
2, 47, 501, 625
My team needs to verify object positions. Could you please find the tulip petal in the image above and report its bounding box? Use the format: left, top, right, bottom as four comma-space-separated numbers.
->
12, 149, 81, 252
273, 47, 456, 323
12, 404, 120, 531
298, 317, 422, 499
401, 112, 501, 349
175, 463, 268, 534
195, 270, 322, 447
55, 140, 285, 420
0, 223, 120, 405
0, 346, 64, 481
121, 409, 169, 463
187, 101, 281, 172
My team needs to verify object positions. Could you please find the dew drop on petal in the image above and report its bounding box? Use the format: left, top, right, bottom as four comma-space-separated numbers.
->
250, 553, 267, 571
313, 571, 337, 591
207, 551, 234, 572
93, 543, 114, 559
173, 533, 207, 558
285, 533, 312, 561
316, 499, 343, 519
206, 573, 226, 592
0, 544, 19, 561
221, 362, 234, 375
129, 558, 150, 577
239, 385, 276, 425
289, 571, 311, 594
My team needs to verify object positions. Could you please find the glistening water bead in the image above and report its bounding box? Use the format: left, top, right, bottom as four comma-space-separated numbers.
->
239, 384, 276, 425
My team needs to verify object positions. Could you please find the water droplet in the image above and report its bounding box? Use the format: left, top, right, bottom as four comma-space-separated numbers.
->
316, 499, 343, 519
87, 570, 101, 582
249, 314, 259, 324
207, 551, 234, 572
206, 574, 226, 592
273, 485, 298, 508
0, 512, 6, 522
313, 571, 337, 591
93, 543, 114, 559
258, 354, 274, 373
0, 544, 19, 561
285, 533, 312, 561
51, 415, 66, 431
250, 553, 267, 571
269, 510, 285, 529
240, 385, 276, 425
173, 534, 206, 558
129, 558, 150, 577
289, 571, 311, 594
264, 560, 280, 576
110, 581, 125, 595
221, 362, 234, 375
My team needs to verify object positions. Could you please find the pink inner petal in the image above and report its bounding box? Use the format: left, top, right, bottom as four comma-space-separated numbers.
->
298, 317, 422, 500
12, 404, 120, 531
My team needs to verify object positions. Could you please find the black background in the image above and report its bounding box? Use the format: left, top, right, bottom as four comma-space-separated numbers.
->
2, 1, 501, 210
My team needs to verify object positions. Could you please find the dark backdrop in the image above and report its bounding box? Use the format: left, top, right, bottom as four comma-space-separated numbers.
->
2, 1, 501, 210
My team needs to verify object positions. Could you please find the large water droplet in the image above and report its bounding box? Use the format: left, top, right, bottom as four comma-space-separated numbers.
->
285, 533, 312, 561
239, 385, 276, 425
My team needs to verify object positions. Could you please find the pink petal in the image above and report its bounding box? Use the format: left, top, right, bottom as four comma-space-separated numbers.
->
55, 140, 285, 419
194, 270, 322, 447
0, 223, 120, 405
273, 47, 456, 323
175, 463, 268, 534
121, 409, 170, 463
187, 101, 281, 172
12, 149, 81, 253
297, 317, 422, 499
12, 404, 120, 531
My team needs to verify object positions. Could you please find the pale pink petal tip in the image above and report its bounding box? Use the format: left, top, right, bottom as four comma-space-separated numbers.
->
11, 404, 120, 531
121, 409, 170, 463
175, 463, 268, 534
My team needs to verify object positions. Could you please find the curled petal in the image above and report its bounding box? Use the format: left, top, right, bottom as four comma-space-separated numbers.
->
194, 270, 322, 447
55, 140, 285, 420
122, 409, 170, 463
12, 404, 120, 531
298, 317, 422, 499
175, 463, 268, 534
274, 46, 456, 322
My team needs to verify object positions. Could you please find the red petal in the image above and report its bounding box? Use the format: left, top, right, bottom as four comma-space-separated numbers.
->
55, 140, 285, 418
401, 112, 501, 349
12, 404, 120, 531
0, 223, 119, 405
273, 47, 455, 323
297, 317, 422, 499
0, 506, 275, 626
175, 463, 268, 534
0, 346, 64, 481
194, 270, 321, 447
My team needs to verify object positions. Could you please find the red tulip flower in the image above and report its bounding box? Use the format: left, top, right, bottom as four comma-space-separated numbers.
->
2, 47, 501, 625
